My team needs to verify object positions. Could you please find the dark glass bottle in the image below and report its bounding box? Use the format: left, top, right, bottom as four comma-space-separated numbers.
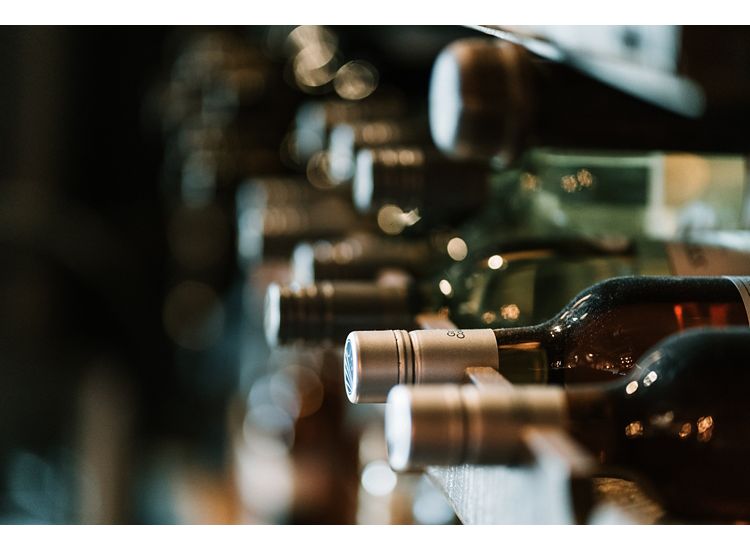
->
345, 276, 750, 402
235, 176, 373, 264
280, 235, 750, 350
292, 93, 407, 165
385, 328, 750, 520
269, 236, 642, 348
353, 146, 492, 228
430, 34, 750, 163
264, 281, 421, 347
327, 118, 431, 185
290, 232, 438, 284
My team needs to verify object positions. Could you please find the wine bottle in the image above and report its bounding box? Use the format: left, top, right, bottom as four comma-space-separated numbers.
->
384, 327, 750, 519
277, 235, 750, 348
269, 235, 641, 346
327, 118, 431, 185
290, 232, 439, 285
264, 281, 421, 347
429, 35, 750, 163
235, 177, 374, 264
353, 145, 749, 242
292, 93, 407, 164
345, 276, 750, 402
353, 146, 492, 228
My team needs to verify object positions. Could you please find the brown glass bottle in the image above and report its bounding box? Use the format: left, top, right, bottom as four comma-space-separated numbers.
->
386, 328, 750, 520
345, 276, 750, 402
431, 35, 750, 162
353, 146, 492, 225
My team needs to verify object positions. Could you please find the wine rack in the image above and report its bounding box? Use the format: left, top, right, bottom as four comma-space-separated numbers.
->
4, 25, 750, 527
413, 314, 664, 524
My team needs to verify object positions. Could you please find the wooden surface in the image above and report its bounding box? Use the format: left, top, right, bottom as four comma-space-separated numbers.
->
413, 321, 667, 524
426, 465, 665, 524
428, 367, 664, 524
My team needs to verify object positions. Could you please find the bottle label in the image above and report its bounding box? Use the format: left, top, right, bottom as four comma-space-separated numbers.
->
667, 242, 750, 276
725, 276, 750, 323
646, 154, 746, 239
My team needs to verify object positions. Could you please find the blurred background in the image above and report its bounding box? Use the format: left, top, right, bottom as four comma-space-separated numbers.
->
0, 26, 476, 524
2, 25, 750, 524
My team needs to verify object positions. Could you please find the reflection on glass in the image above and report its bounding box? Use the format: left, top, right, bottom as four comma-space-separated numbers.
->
624, 420, 644, 438
487, 255, 504, 270
697, 415, 714, 442
500, 304, 520, 321
678, 422, 693, 439
643, 370, 658, 386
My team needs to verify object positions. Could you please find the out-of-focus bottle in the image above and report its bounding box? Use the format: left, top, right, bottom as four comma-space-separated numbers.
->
269, 234, 750, 348
429, 34, 750, 163
236, 177, 375, 266
292, 93, 408, 166
327, 118, 431, 186
353, 145, 750, 243
290, 232, 440, 285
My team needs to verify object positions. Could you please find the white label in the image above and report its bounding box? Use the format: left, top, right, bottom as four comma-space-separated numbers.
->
646, 154, 747, 239
725, 276, 750, 323
668, 243, 750, 276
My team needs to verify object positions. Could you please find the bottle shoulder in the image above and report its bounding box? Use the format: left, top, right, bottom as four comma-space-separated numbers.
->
567, 276, 740, 306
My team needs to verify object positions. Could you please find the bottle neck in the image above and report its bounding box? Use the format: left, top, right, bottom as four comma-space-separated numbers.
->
493, 325, 550, 384
504, 383, 630, 469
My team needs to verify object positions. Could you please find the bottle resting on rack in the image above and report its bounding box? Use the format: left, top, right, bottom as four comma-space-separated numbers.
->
235, 177, 374, 263
429, 37, 750, 163
353, 146, 492, 229
435, 233, 750, 329
290, 231, 440, 285
276, 236, 750, 347
344, 276, 750, 402
327, 118, 431, 185
272, 235, 645, 347
385, 327, 750, 520
353, 145, 749, 243
264, 281, 420, 348
292, 91, 407, 164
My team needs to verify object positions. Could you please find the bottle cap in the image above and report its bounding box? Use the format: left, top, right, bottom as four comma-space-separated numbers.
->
385, 384, 567, 471
328, 119, 430, 184
429, 38, 532, 162
264, 281, 416, 347
344, 328, 499, 403
294, 95, 408, 162
236, 177, 346, 263
385, 385, 466, 471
